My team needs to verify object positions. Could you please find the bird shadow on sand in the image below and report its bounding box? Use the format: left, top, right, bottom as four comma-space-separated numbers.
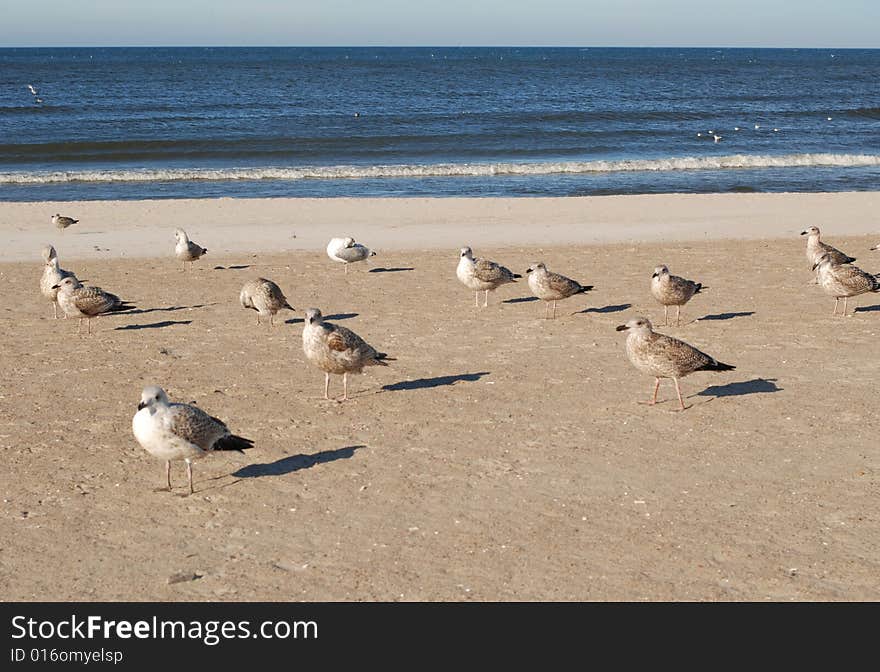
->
231, 445, 365, 479
503, 296, 539, 304
127, 303, 215, 315
696, 378, 782, 398
579, 303, 632, 314
369, 267, 415, 273
213, 265, 251, 270
855, 304, 880, 313
285, 312, 358, 325
382, 371, 490, 392
115, 320, 192, 331
698, 311, 755, 321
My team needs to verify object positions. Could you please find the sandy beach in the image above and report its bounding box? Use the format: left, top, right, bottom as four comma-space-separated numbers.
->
1, 192, 879, 601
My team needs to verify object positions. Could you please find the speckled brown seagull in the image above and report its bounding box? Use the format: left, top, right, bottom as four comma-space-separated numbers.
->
616, 316, 735, 411
801, 226, 855, 268
240, 277, 294, 326
456, 246, 521, 307
812, 253, 880, 316
52, 276, 135, 334
650, 265, 704, 326
526, 262, 593, 318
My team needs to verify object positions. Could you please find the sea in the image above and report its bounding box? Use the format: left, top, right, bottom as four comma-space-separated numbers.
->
0, 47, 878, 201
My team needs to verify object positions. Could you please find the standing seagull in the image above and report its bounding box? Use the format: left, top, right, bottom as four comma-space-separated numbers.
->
800, 226, 855, 267
39, 244, 79, 319
239, 277, 294, 326
616, 316, 735, 411
326, 236, 377, 273
650, 265, 704, 326
52, 276, 135, 334
174, 228, 207, 270
302, 308, 393, 401
456, 246, 521, 307
812, 253, 880, 316
52, 214, 78, 233
132, 386, 253, 495
526, 262, 593, 318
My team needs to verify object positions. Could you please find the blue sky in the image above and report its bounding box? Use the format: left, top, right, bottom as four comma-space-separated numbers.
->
2, 0, 879, 48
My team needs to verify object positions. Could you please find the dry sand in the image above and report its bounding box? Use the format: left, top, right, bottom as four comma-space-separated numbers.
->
1, 193, 879, 601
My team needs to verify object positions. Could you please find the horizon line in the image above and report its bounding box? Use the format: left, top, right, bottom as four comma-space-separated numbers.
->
2, 44, 879, 50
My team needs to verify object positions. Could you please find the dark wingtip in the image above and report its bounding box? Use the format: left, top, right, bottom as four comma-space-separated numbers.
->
578, 285, 594, 293
215, 434, 254, 452
512, 273, 523, 279
706, 361, 736, 372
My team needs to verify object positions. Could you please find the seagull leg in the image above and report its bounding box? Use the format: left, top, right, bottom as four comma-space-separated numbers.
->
166, 461, 172, 491
270, 313, 275, 327
673, 378, 688, 411
832, 298, 839, 316
474, 291, 479, 308
484, 290, 489, 307
639, 378, 661, 406
324, 372, 331, 400
87, 318, 92, 335
663, 305, 668, 326
344, 264, 349, 274
552, 301, 558, 319
186, 461, 194, 495
52, 302, 58, 319
843, 296, 848, 316
676, 305, 682, 326
342, 373, 349, 401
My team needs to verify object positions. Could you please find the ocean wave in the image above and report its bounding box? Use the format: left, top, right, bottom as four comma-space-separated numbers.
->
1, 153, 878, 184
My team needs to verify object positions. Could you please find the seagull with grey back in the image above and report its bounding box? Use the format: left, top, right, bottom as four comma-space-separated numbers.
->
301, 308, 393, 401
52, 214, 78, 233
132, 386, 254, 494
239, 277, 295, 326
800, 226, 855, 267
616, 316, 735, 411
52, 276, 135, 334
40, 244, 79, 319
174, 228, 207, 270
812, 253, 880, 316
525, 262, 593, 318
326, 236, 377, 273
456, 246, 521, 307
650, 265, 704, 326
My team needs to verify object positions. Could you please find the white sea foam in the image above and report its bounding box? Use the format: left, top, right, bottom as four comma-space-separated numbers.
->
1, 153, 878, 184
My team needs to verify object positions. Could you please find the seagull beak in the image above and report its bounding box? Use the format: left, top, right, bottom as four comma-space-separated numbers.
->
651, 272, 658, 278
615, 324, 629, 332
800, 231, 808, 236
137, 401, 146, 411
526, 268, 532, 274
51, 284, 60, 289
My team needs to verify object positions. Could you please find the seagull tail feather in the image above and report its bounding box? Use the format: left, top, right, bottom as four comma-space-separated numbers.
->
215, 434, 254, 453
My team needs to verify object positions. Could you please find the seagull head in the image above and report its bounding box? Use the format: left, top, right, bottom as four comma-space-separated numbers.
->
811, 253, 833, 272
800, 226, 820, 237
460, 247, 473, 259
525, 262, 546, 274
41, 244, 57, 264
305, 308, 323, 325
138, 385, 169, 411
652, 264, 670, 279
616, 316, 653, 333
173, 228, 188, 242
51, 276, 80, 292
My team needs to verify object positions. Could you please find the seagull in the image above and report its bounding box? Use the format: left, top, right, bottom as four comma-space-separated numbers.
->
52, 214, 78, 232
754, 124, 760, 130
27, 84, 37, 96
525, 262, 593, 318
812, 253, 880, 316
132, 386, 254, 495
39, 244, 79, 319
301, 308, 393, 401
616, 316, 735, 411
326, 236, 376, 273
456, 247, 521, 307
800, 226, 855, 267
239, 277, 294, 326
871, 242, 879, 251
713, 134, 722, 143
51, 276, 135, 334
174, 228, 207, 270
734, 127, 740, 131
650, 265, 704, 326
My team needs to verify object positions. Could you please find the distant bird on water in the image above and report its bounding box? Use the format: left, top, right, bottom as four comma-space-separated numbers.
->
616, 316, 735, 412
132, 385, 254, 495
456, 246, 521, 307
650, 265, 704, 326
301, 308, 393, 401
174, 228, 207, 270
326, 236, 376, 273
52, 214, 78, 232
525, 262, 593, 318
239, 277, 294, 326
27, 84, 38, 96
